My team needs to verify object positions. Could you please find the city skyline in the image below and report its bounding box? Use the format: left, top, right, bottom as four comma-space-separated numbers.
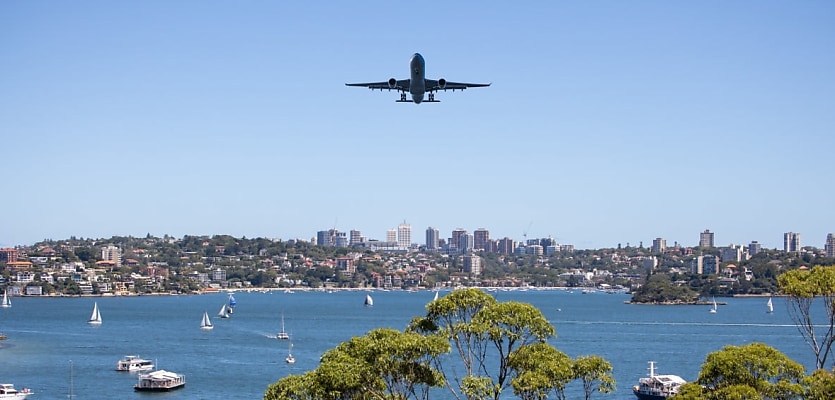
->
2, 2, 833, 250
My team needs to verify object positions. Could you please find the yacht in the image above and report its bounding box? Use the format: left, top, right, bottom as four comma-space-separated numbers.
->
134, 370, 186, 392
116, 355, 155, 372
0, 383, 32, 399
633, 361, 686, 400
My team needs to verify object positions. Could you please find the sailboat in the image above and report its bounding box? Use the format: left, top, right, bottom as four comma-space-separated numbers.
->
87, 302, 102, 324
285, 342, 295, 364
200, 311, 213, 330
218, 303, 230, 318
433, 290, 439, 302
226, 293, 236, 315
277, 313, 289, 340
767, 297, 774, 313
1, 290, 10, 308
364, 293, 373, 307
709, 298, 717, 314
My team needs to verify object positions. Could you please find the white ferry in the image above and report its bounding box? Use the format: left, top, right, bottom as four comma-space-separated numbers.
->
633, 361, 686, 400
116, 355, 155, 372
0, 383, 32, 399
133, 370, 186, 392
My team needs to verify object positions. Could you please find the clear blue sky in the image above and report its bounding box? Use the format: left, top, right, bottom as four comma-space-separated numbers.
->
2, 1, 833, 249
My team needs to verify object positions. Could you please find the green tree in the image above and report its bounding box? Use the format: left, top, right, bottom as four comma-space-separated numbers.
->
805, 368, 835, 400
408, 289, 556, 400
777, 265, 835, 369
573, 355, 615, 400
507, 342, 573, 400
675, 342, 805, 400
264, 328, 448, 400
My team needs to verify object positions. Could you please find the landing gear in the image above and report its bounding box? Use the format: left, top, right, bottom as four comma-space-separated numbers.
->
400, 92, 407, 102
428, 93, 435, 102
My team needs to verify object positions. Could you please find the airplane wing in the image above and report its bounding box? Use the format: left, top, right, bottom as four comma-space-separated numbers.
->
425, 79, 491, 92
345, 79, 410, 91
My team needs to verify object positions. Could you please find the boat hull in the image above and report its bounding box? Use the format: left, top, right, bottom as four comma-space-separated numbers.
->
633, 388, 671, 400
134, 383, 185, 392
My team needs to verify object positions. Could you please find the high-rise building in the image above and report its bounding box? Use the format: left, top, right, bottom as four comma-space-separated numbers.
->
101, 245, 122, 267
386, 229, 397, 243
463, 255, 482, 275
317, 229, 338, 247
748, 241, 762, 256
652, 238, 666, 254
473, 228, 490, 251
699, 230, 714, 248
784, 232, 801, 253
459, 233, 474, 254
425, 227, 439, 250
450, 228, 467, 252
349, 230, 363, 246
397, 223, 411, 250
826, 234, 835, 258
498, 237, 515, 255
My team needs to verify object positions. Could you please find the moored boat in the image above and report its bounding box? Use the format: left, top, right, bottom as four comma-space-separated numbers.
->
133, 369, 185, 392
0, 383, 32, 399
633, 361, 686, 400
116, 355, 154, 372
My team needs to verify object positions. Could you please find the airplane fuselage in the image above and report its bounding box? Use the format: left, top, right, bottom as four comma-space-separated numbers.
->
409, 53, 426, 103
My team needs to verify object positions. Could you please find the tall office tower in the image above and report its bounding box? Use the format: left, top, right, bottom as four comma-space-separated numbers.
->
397, 222, 411, 250
101, 245, 122, 267
652, 238, 667, 254
425, 227, 439, 250
450, 228, 467, 251
349, 230, 363, 246
334, 231, 348, 247
784, 232, 801, 253
459, 233, 474, 254
498, 237, 515, 255
317, 229, 338, 247
748, 241, 762, 256
386, 229, 397, 243
826, 234, 835, 258
473, 228, 490, 251
699, 230, 715, 248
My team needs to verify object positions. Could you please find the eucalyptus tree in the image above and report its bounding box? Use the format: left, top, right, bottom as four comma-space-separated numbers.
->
573, 355, 615, 400
264, 328, 448, 400
507, 342, 573, 400
408, 288, 556, 400
777, 265, 835, 369
675, 342, 805, 400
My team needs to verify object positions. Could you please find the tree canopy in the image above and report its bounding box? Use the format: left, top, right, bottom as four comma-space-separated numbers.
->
777, 265, 835, 370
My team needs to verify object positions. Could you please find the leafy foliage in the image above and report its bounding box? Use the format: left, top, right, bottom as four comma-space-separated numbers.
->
630, 273, 699, 303
777, 265, 835, 369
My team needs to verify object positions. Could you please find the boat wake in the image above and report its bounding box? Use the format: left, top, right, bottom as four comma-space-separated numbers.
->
556, 320, 815, 328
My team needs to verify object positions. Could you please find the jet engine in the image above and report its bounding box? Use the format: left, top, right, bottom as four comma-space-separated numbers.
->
388, 78, 397, 89
438, 78, 446, 89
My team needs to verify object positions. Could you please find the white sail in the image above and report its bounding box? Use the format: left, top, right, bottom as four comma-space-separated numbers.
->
88, 302, 102, 324
364, 294, 373, 307
218, 304, 230, 318
285, 342, 295, 364
433, 290, 439, 302
1, 290, 10, 308
767, 297, 774, 313
201, 311, 213, 330
277, 313, 289, 340
710, 298, 717, 314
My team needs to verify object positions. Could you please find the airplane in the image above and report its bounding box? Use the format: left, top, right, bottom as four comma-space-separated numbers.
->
345, 53, 490, 103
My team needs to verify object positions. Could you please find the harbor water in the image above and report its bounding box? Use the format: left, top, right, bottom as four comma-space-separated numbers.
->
0, 290, 818, 399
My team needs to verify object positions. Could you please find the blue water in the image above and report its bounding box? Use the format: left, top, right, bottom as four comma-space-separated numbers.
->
0, 290, 818, 399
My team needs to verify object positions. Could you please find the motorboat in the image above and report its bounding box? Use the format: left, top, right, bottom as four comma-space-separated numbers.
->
116, 355, 154, 372
134, 370, 185, 392
633, 361, 686, 400
0, 383, 32, 399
